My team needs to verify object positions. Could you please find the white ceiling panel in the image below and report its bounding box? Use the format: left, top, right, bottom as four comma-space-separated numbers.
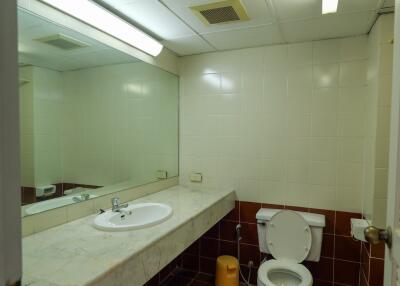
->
90, 0, 385, 56
280, 18, 320, 42
162, 0, 275, 34
102, 0, 195, 40
202, 24, 284, 50
162, 35, 215, 56
316, 11, 376, 39
272, 0, 321, 22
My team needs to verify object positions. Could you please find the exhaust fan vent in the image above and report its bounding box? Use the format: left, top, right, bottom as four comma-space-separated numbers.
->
35, 34, 89, 50
191, 0, 249, 25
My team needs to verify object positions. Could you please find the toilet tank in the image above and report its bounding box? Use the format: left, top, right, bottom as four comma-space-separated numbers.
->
256, 208, 325, 262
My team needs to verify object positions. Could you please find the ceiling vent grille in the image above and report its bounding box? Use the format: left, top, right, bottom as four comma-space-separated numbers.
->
35, 34, 89, 50
191, 0, 249, 25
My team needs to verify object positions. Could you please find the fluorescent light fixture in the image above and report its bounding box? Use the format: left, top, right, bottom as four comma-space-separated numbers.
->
40, 0, 163, 56
322, 0, 339, 14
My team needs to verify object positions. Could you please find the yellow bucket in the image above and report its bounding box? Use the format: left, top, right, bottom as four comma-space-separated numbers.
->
215, 255, 239, 286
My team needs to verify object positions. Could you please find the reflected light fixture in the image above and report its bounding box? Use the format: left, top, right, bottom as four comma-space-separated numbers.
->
40, 0, 163, 56
322, 0, 339, 14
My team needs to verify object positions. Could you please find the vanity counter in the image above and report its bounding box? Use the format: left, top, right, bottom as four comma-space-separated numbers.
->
22, 185, 235, 286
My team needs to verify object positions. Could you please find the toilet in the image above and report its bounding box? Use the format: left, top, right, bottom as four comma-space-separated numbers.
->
256, 209, 325, 286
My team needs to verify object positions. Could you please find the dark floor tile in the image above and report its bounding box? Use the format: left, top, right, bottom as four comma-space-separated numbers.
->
184, 240, 200, 256
240, 201, 261, 223
189, 280, 210, 286
239, 265, 258, 285
199, 257, 216, 275
175, 269, 198, 279
161, 274, 192, 286
181, 254, 199, 272
194, 273, 214, 284
314, 279, 333, 286
334, 236, 361, 262
144, 273, 159, 286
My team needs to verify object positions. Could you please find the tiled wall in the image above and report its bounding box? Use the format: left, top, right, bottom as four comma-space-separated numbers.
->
363, 14, 394, 228
179, 36, 370, 214
360, 241, 385, 286
183, 201, 366, 285
19, 62, 179, 190
61, 62, 179, 187
19, 66, 64, 188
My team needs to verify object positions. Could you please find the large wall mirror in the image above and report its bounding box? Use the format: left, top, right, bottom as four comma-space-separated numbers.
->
18, 8, 179, 217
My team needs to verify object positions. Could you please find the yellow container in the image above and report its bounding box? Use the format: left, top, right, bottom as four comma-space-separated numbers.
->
215, 255, 239, 286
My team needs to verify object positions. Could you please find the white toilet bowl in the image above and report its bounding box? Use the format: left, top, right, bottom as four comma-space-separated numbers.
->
257, 259, 313, 286
255, 210, 324, 286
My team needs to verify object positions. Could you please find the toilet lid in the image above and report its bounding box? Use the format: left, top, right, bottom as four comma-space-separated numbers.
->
266, 210, 312, 263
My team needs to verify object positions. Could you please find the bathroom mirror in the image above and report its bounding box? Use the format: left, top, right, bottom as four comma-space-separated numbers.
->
18, 9, 179, 217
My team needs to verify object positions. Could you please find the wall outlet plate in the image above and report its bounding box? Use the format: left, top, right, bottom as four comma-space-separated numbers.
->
190, 172, 202, 183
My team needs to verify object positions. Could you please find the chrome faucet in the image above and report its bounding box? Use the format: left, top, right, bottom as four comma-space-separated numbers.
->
111, 197, 131, 215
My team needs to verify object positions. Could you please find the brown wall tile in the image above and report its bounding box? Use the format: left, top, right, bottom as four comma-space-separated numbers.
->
334, 236, 361, 262
335, 211, 362, 236
220, 220, 237, 241
310, 208, 335, 234
321, 234, 334, 258
239, 201, 261, 223
334, 260, 360, 286
200, 238, 219, 259
239, 243, 261, 266
369, 258, 384, 286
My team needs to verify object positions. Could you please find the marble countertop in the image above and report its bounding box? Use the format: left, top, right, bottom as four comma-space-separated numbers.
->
22, 185, 235, 286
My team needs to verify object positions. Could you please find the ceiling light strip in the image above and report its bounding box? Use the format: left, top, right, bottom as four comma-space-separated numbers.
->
40, 0, 163, 56
322, 0, 339, 14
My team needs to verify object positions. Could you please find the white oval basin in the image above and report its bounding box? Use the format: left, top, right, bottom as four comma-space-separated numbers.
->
25, 194, 98, 215
93, 203, 173, 231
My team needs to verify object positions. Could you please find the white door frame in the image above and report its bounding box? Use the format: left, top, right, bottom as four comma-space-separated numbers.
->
385, 0, 400, 284
0, 0, 22, 285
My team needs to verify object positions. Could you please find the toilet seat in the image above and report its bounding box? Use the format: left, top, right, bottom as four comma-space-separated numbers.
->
258, 260, 313, 286
257, 211, 313, 286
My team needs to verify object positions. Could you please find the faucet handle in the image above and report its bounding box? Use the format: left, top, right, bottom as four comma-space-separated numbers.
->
111, 197, 120, 207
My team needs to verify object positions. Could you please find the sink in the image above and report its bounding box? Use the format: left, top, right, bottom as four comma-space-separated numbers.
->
25, 194, 97, 215
93, 203, 173, 231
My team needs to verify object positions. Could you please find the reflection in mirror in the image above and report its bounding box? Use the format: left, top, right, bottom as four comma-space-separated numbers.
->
18, 9, 179, 217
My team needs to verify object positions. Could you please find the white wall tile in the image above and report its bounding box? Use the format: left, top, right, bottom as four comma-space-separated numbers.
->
179, 36, 373, 213
313, 64, 339, 88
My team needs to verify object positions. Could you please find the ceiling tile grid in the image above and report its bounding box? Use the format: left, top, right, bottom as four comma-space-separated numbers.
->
98, 0, 384, 56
